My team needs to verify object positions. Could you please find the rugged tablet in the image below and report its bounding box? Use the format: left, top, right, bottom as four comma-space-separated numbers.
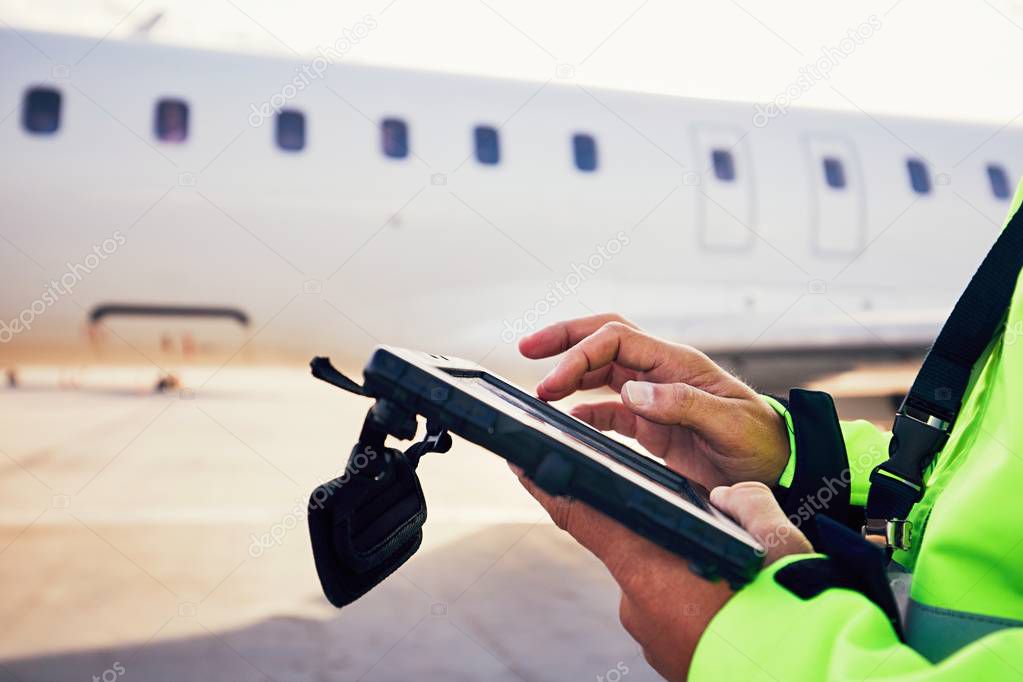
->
361, 346, 764, 588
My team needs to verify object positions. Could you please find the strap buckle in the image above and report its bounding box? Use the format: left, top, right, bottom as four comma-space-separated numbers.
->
877, 407, 951, 489
862, 404, 951, 551
862, 517, 913, 551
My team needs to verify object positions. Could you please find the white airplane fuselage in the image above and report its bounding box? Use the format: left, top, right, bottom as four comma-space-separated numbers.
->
2, 29, 1020, 380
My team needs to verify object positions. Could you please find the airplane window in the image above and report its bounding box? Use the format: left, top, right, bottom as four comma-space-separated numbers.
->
155, 99, 189, 142
711, 149, 735, 181
381, 118, 408, 158
276, 110, 305, 151
573, 133, 598, 172
474, 125, 500, 165
23, 87, 61, 134
906, 159, 931, 194
822, 157, 846, 189
987, 164, 1011, 200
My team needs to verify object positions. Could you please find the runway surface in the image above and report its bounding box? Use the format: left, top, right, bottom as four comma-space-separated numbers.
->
0, 364, 895, 682
0, 365, 662, 682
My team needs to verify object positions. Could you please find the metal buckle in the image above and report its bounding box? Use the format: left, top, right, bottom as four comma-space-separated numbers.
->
862, 518, 913, 551
898, 403, 951, 434
884, 409, 952, 485
861, 403, 949, 553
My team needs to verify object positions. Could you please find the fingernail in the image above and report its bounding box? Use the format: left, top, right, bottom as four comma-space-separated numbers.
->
540, 366, 558, 388
709, 486, 728, 505
625, 381, 654, 406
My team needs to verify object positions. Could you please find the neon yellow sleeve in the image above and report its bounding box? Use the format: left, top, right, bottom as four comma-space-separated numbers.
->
689, 555, 1023, 681
760, 395, 796, 487
839, 420, 891, 506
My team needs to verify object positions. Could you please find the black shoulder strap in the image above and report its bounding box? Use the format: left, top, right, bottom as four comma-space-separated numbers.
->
865, 203, 1023, 549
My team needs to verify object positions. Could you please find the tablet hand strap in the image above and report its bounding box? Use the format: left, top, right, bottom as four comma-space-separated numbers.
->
307, 417, 450, 608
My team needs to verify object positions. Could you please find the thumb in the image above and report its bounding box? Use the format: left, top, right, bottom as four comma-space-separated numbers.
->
621, 380, 724, 429
709, 482, 813, 565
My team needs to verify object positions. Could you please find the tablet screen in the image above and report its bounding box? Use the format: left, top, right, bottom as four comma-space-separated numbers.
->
442, 368, 713, 511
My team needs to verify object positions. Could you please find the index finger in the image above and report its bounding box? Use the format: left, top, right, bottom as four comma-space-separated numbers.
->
537, 322, 679, 401
518, 313, 638, 359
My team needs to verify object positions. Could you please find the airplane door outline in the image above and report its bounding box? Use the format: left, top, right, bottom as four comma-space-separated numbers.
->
802, 133, 867, 257
692, 125, 757, 252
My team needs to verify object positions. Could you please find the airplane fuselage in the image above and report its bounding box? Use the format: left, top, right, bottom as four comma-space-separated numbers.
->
2, 30, 1020, 380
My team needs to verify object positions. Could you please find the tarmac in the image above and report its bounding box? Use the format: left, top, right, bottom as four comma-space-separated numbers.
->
0, 364, 894, 682
0, 365, 660, 682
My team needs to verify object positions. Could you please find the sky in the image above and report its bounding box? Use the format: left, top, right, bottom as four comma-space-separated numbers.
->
1, 0, 1022, 126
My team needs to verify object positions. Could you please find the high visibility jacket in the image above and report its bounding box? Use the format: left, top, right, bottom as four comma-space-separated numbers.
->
690, 181, 1023, 680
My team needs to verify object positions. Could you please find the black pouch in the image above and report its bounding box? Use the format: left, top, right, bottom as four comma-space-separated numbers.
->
307, 442, 428, 607
306, 356, 451, 607
306, 354, 452, 608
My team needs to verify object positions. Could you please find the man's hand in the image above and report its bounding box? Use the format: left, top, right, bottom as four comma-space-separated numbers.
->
513, 468, 811, 681
709, 481, 813, 565
519, 313, 790, 489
